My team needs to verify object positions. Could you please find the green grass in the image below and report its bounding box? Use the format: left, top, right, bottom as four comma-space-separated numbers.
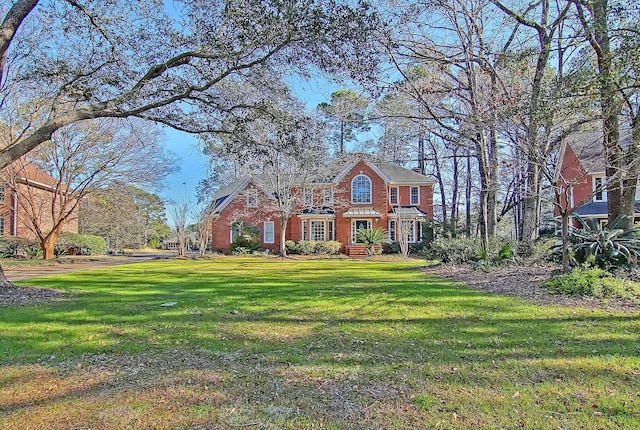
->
1, 256, 639, 429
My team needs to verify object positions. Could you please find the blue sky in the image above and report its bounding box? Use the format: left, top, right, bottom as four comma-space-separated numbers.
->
161, 76, 343, 209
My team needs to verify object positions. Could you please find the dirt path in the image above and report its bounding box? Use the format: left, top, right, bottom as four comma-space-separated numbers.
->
4, 254, 169, 282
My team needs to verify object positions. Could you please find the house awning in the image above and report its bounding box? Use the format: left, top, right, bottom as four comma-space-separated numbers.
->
388, 207, 429, 218
342, 207, 382, 217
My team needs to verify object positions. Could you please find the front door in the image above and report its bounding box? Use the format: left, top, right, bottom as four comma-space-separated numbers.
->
352, 219, 371, 243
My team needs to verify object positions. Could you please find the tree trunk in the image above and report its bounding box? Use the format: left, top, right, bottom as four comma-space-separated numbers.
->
519, 163, 541, 241
279, 217, 289, 257
561, 210, 570, 274
42, 232, 60, 260
465, 148, 472, 238
619, 115, 640, 230
0, 263, 14, 288
450, 149, 459, 237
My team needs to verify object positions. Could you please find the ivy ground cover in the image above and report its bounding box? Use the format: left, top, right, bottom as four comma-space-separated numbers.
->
1, 256, 639, 429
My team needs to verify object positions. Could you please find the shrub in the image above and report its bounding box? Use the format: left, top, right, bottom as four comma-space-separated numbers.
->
229, 222, 262, 254
285, 240, 299, 255
518, 238, 556, 264
569, 214, 640, 270
285, 240, 342, 256
0, 236, 37, 258
545, 264, 640, 300
426, 238, 479, 264
296, 241, 317, 255
383, 241, 401, 255
425, 237, 548, 266
355, 228, 388, 256
316, 240, 342, 255
57, 233, 107, 255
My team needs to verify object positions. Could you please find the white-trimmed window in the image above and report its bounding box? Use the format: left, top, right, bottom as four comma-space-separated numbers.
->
410, 186, 420, 205
310, 220, 325, 241
301, 220, 308, 241
304, 188, 313, 206
246, 189, 258, 208
389, 187, 398, 205
230, 223, 240, 243
593, 176, 606, 202
323, 188, 334, 206
407, 220, 416, 243
352, 175, 372, 204
328, 220, 335, 241
388, 219, 396, 242
264, 221, 275, 243
0, 185, 5, 205
0, 217, 4, 235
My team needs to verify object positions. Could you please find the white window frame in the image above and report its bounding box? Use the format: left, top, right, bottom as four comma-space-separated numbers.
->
0, 185, 5, 205
351, 175, 372, 204
410, 186, 420, 205
264, 221, 275, 244
388, 219, 396, 242
301, 220, 308, 241
323, 188, 334, 206
328, 220, 335, 241
389, 187, 398, 205
310, 220, 326, 241
0, 217, 4, 235
304, 188, 313, 207
593, 176, 606, 202
230, 223, 240, 243
246, 188, 258, 208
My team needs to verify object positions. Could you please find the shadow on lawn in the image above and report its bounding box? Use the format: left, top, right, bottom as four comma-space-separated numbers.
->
4, 258, 639, 369
2, 258, 639, 428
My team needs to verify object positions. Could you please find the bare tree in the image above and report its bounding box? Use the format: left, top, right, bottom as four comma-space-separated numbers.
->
169, 195, 191, 257
0, 0, 380, 169
193, 204, 215, 257
3, 118, 173, 259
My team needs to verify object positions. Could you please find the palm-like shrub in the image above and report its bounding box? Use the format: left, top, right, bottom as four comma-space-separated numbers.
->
570, 214, 640, 269
356, 228, 389, 256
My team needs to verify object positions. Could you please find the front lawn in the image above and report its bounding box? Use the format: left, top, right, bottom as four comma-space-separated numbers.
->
1, 256, 639, 429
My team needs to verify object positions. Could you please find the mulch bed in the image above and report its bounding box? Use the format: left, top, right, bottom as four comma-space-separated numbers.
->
425, 264, 640, 313
0, 284, 65, 306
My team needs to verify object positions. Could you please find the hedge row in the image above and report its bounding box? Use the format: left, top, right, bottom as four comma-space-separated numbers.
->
285, 240, 342, 255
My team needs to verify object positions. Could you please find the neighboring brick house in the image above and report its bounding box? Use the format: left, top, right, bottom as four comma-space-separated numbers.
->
555, 130, 639, 226
210, 159, 435, 255
0, 162, 78, 240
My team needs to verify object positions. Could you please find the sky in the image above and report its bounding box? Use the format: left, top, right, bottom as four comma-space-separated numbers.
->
161, 75, 343, 213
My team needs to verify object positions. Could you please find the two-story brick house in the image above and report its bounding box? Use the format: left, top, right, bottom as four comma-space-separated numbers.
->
0, 162, 78, 240
555, 130, 640, 226
209, 159, 435, 255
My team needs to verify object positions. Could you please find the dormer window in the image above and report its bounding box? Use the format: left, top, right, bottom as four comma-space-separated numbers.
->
352, 174, 372, 204
593, 176, 606, 202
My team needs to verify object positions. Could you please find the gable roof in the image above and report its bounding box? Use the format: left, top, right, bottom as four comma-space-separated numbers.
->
562, 129, 633, 174
8, 161, 71, 193
209, 160, 435, 214
210, 178, 250, 215
375, 162, 435, 184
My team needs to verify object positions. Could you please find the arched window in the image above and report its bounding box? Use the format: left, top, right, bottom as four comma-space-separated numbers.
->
351, 174, 372, 203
